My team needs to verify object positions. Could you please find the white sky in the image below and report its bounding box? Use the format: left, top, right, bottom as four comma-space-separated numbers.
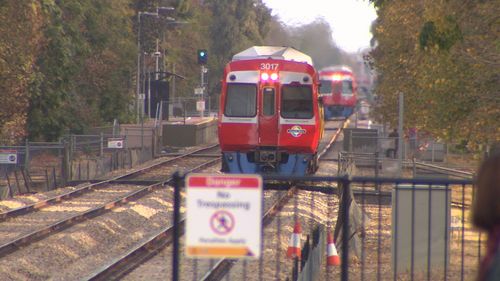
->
262, 0, 377, 53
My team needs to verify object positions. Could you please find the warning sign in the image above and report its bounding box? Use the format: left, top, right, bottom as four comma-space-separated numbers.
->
0, 150, 17, 164
185, 174, 262, 259
107, 138, 124, 149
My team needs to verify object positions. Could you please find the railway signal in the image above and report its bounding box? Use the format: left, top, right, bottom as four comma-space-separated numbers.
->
197, 49, 208, 65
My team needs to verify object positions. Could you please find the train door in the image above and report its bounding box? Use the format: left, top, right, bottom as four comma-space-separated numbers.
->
258, 87, 279, 146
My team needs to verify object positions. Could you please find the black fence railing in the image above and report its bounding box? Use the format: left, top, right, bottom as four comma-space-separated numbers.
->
172, 175, 481, 281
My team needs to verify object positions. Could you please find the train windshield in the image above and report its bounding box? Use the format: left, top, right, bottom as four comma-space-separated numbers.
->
281, 85, 313, 119
319, 80, 332, 94
224, 83, 257, 117
332, 80, 353, 96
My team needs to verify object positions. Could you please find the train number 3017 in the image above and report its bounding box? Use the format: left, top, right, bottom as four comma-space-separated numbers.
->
260, 63, 279, 70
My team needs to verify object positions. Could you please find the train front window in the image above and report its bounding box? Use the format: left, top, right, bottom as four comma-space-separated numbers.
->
342, 80, 353, 95
281, 85, 313, 119
224, 84, 257, 117
262, 88, 275, 116
319, 80, 332, 94
332, 80, 353, 95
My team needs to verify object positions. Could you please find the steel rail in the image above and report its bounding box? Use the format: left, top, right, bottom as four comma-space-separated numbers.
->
0, 157, 221, 258
201, 120, 347, 280
0, 144, 219, 221
200, 187, 297, 281
413, 161, 473, 179
85, 187, 297, 281
85, 119, 347, 280
317, 119, 348, 160
84, 219, 186, 281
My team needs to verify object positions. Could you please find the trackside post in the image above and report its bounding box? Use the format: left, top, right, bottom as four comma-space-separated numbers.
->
340, 177, 350, 281
172, 172, 182, 281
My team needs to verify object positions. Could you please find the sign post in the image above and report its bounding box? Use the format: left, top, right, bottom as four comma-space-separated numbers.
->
107, 138, 124, 149
0, 150, 18, 164
185, 174, 262, 259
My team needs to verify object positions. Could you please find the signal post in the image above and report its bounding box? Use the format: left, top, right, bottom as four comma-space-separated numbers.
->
197, 49, 208, 118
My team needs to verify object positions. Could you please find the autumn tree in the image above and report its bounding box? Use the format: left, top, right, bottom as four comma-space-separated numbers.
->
370, 0, 499, 148
0, 1, 43, 144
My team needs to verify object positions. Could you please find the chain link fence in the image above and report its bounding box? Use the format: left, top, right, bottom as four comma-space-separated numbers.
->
162, 96, 219, 123
171, 175, 481, 281
0, 127, 159, 198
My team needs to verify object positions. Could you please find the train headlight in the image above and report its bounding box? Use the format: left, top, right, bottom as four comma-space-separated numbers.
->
261, 73, 269, 81
270, 73, 278, 81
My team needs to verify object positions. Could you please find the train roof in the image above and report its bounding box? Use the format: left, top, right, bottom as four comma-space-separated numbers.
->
320, 65, 353, 73
232, 46, 313, 66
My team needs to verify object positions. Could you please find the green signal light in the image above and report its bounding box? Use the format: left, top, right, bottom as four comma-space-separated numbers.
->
200, 52, 205, 56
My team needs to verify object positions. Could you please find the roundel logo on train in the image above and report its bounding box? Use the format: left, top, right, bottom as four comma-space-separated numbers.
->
287, 126, 307, 138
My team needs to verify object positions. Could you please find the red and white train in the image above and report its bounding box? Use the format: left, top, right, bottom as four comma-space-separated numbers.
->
319, 65, 357, 118
218, 46, 324, 175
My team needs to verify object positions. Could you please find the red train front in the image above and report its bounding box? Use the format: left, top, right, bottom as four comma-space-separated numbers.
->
218, 46, 324, 175
319, 65, 357, 118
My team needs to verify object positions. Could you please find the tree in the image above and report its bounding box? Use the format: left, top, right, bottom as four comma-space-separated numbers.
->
204, 0, 272, 95
27, 0, 136, 140
0, 1, 43, 144
369, 0, 499, 148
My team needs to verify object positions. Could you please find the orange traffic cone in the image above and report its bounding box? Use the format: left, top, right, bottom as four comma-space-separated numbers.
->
287, 221, 302, 259
327, 231, 340, 266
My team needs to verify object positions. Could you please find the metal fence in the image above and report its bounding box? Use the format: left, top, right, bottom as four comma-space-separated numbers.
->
0, 132, 157, 198
161, 96, 219, 122
171, 175, 481, 281
344, 128, 463, 165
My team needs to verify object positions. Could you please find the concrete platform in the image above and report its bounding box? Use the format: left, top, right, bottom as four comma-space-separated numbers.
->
162, 117, 218, 147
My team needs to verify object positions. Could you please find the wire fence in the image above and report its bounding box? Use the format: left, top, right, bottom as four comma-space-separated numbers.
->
171, 175, 481, 281
161, 96, 219, 123
0, 130, 158, 198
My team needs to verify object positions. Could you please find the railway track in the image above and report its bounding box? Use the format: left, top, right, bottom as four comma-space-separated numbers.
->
0, 144, 221, 259
90, 119, 347, 281
411, 161, 473, 179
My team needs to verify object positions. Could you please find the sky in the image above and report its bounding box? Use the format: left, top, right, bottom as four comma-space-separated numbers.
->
262, 0, 378, 53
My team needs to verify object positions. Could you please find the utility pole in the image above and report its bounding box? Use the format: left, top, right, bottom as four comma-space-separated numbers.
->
136, 12, 142, 123
398, 92, 404, 175
136, 7, 175, 123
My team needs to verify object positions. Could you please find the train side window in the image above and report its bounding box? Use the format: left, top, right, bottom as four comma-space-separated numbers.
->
319, 80, 332, 94
224, 83, 257, 117
281, 85, 313, 119
263, 88, 275, 116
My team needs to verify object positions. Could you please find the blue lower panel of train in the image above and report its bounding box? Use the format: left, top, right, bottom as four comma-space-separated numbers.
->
222, 152, 312, 176
324, 105, 354, 119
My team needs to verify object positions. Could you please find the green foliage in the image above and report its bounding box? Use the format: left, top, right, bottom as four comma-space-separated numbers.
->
203, 0, 272, 95
371, 0, 499, 148
25, 0, 136, 141
0, 0, 360, 144
419, 17, 462, 51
